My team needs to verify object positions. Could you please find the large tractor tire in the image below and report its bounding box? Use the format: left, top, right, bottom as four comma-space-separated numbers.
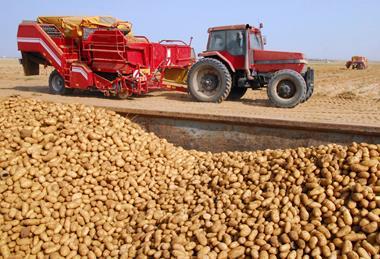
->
187, 58, 232, 103
48, 70, 73, 95
227, 87, 247, 101
267, 69, 306, 108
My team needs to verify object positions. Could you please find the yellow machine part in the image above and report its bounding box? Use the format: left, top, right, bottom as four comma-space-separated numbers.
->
163, 68, 189, 85
37, 16, 132, 38
351, 56, 367, 62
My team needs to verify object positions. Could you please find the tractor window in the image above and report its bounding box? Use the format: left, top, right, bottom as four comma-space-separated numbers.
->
208, 31, 226, 51
250, 33, 263, 50
226, 30, 245, 56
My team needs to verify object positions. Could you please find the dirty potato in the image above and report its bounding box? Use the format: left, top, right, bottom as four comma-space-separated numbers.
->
0, 97, 379, 258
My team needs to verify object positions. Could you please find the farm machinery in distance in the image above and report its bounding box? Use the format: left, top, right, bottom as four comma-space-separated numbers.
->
346, 56, 368, 70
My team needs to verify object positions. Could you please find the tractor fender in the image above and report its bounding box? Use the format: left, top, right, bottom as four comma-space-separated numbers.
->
198, 51, 236, 73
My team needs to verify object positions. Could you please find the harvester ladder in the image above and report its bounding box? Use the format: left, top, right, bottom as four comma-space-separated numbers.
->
83, 30, 127, 62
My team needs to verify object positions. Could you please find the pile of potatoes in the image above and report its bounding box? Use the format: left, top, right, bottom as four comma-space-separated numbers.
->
0, 97, 379, 259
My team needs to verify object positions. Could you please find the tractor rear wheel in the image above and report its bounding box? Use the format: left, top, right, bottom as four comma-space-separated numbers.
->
267, 69, 306, 108
187, 58, 232, 103
227, 87, 247, 101
49, 70, 73, 95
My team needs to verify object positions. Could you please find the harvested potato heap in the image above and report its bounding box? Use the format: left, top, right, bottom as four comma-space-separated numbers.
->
0, 97, 379, 259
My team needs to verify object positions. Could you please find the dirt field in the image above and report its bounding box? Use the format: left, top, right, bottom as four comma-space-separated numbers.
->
0, 59, 379, 127
312, 62, 380, 99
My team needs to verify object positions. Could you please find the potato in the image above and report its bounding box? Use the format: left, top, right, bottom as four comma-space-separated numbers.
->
228, 246, 245, 258
0, 97, 379, 258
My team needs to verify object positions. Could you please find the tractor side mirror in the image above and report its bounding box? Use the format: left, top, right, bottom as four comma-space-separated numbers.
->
263, 36, 267, 45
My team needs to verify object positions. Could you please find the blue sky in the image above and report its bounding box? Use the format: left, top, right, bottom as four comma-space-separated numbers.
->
2, 0, 380, 60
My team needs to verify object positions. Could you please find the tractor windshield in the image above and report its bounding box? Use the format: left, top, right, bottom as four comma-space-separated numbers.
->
208, 30, 246, 56
250, 33, 263, 50
208, 31, 226, 51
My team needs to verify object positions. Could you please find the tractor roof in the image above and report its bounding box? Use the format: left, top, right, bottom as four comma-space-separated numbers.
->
208, 24, 260, 33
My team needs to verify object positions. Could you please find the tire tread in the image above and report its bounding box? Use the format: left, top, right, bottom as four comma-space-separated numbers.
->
267, 69, 306, 108
188, 58, 232, 103
48, 70, 73, 95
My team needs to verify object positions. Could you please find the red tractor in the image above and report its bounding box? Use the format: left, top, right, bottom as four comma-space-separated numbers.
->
345, 56, 368, 70
188, 24, 314, 107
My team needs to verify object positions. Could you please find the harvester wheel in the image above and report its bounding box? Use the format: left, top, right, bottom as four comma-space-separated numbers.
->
114, 81, 130, 99
117, 92, 129, 99
227, 87, 247, 101
49, 70, 73, 95
267, 69, 306, 108
187, 58, 232, 103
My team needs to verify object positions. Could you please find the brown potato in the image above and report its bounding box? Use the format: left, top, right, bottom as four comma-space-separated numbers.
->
0, 97, 379, 258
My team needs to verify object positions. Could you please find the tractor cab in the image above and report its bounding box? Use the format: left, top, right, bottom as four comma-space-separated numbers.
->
207, 25, 264, 55
203, 24, 264, 72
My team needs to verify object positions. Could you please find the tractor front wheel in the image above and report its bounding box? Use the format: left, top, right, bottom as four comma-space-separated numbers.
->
303, 82, 314, 102
267, 69, 306, 108
49, 70, 73, 95
187, 58, 232, 103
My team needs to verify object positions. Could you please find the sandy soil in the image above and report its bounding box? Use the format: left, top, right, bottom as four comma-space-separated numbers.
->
312, 62, 380, 99
0, 59, 379, 127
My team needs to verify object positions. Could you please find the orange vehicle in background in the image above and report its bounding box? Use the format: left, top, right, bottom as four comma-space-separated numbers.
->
346, 56, 368, 70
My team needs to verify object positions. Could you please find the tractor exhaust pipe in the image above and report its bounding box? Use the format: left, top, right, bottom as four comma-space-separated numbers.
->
245, 26, 254, 80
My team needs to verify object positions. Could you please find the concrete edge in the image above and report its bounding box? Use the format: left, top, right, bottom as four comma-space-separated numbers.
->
97, 106, 380, 137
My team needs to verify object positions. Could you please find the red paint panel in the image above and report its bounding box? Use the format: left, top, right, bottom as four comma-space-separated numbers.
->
255, 63, 305, 74
69, 63, 94, 89
217, 51, 245, 69
17, 23, 64, 70
253, 49, 306, 73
